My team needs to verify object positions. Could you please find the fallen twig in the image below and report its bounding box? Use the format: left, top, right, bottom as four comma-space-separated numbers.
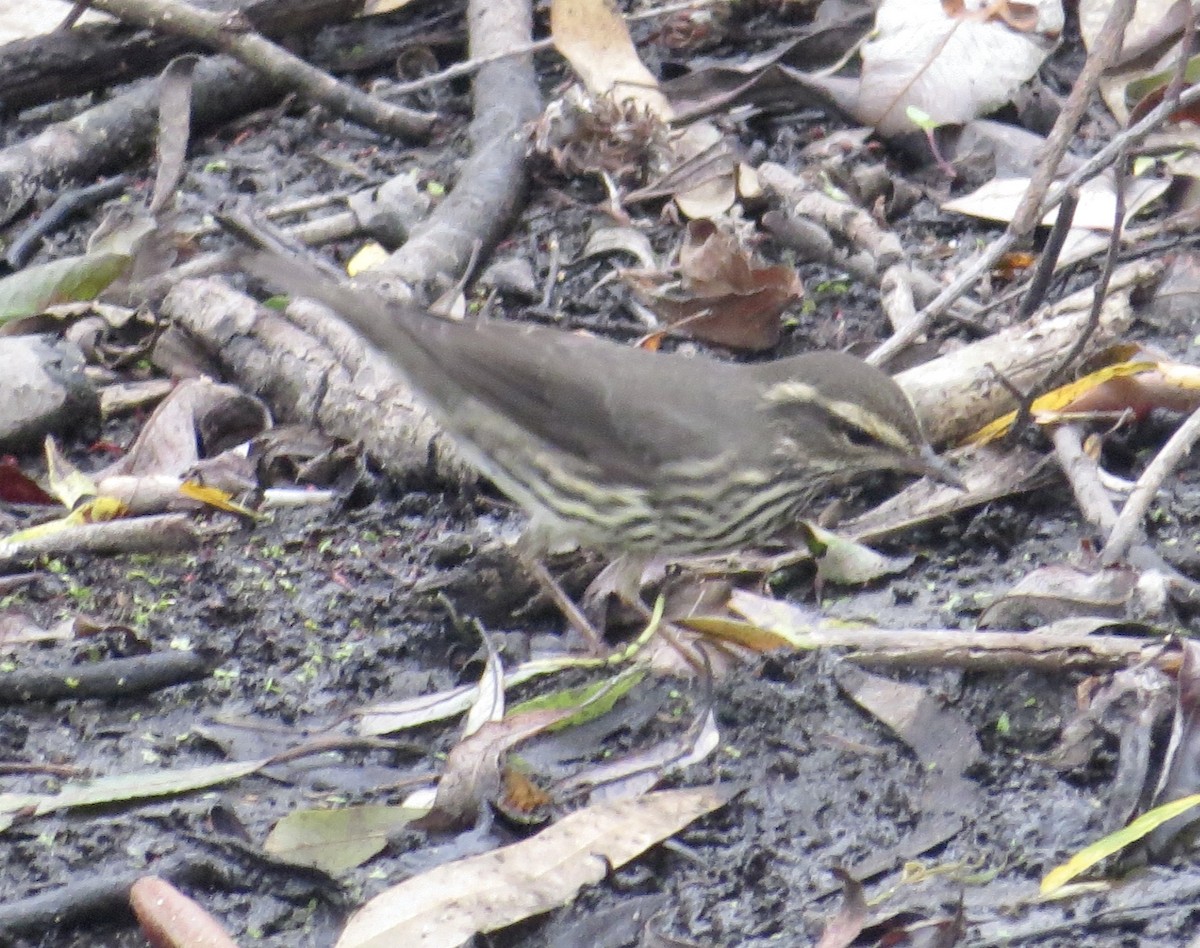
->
1101, 403, 1200, 566
1051, 423, 1119, 534
891, 80, 1200, 363
0, 651, 213, 704
0, 515, 199, 571
821, 625, 1164, 672
360, 0, 542, 295
87, 0, 436, 141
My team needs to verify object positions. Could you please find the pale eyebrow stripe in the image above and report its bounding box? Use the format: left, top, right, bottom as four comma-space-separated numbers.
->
824, 399, 910, 450
762, 381, 912, 451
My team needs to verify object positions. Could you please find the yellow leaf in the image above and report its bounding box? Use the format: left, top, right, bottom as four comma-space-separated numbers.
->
1041, 792, 1200, 895
683, 616, 815, 651
69, 496, 128, 523
968, 361, 1157, 445
347, 242, 389, 276
44, 436, 96, 509
180, 480, 260, 518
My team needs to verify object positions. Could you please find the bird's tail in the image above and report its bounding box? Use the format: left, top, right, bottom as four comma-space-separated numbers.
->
217, 209, 425, 363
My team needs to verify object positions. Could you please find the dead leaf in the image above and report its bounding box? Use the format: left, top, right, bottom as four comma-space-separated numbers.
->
969, 358, 1200, 444
1147, 640, 1200, 855
834, 664, 982, 778
550, 0, 673, 118
0, 459, 56, 505
800, 522, 916, 588
0, 610, 76, 647
45, 436, 97, 509
1080, 0, 1182, 122
854, 0, 1063, 135
416, 708, 574, 832
624, 219, 802, 351
98, 377, 270, 480
555, 707, 721, 802
548, 0, 736, 216
1048, 663, 1172, 832
463, 632, 505, 739
356, 655, 597, 737
943, 171, 1168, 236
0, 759, 268, 833
816, 869, 870, 948
941, 0, 1041, 31
978, 564, 1141, 628
337, 786, 732, 948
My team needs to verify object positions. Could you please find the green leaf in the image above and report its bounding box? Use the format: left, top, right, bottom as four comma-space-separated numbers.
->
905, 105, 939, 132
508, 665, 647, 731
0, 253, 131, 325
265, 805, 425, 874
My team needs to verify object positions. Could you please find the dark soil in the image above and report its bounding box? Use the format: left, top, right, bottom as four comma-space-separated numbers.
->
3, 3, 1200, 947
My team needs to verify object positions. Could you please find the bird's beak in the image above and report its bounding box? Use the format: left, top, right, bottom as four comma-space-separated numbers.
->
914, 444, 966, 489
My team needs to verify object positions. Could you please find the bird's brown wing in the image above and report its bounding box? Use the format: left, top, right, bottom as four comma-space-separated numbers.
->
396, 313, 755, 487
241, 248, 756, 486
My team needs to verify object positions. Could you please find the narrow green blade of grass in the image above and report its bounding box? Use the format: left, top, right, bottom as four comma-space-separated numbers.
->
1041, 792, 1200, 895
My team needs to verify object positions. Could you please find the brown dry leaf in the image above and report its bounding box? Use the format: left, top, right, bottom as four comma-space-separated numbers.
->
416, 708, 575, 832
549, 0, 737, 217
98, 377, 270, 480
0, 459, 56, 505
834, 663, 982, 778
497, 767, 554, 822
816, 869, 870, 948
670, 122, 738, 219
624, 219, 802, 351
337, 786, 733, 948
1146, 639, 1200, 856
647, 4, 733, 51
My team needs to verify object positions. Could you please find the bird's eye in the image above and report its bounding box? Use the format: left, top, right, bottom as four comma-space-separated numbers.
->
833, 419, 876, 448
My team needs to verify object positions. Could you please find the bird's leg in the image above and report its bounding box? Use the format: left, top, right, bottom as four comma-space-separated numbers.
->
520, 548, 732, 674
514, 550, 608, 655
581, 554, 669, 622
582, 555, 721, 674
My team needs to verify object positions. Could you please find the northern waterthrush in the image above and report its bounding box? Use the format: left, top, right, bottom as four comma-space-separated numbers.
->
240, 247, 957, 576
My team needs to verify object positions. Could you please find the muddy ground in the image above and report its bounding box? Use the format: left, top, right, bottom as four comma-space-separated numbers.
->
3, 2, 1200, 946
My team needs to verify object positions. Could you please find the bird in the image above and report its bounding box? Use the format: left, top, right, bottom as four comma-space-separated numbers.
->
232, 229, 958, 643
